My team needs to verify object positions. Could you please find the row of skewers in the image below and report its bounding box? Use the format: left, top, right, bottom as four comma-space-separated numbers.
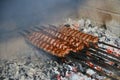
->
20, 24, 120, 80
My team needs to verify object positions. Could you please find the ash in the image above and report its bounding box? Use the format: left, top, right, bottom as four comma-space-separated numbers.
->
0, 57, 105, 80
0, 56, 49, 80
44, 59, 105, 80
0, 18, 120, 80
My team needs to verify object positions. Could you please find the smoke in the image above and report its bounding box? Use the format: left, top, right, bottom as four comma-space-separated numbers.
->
0, 0, 84, 59
0, 0, 84, 35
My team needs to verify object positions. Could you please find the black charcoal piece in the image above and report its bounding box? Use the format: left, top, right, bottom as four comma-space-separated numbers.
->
64, 24, 70, 27
9, 78, 14, 80
105, 37, 110, 42
0, 76, 5, 80
101, 24, 107, 30
88, 24, 93, 28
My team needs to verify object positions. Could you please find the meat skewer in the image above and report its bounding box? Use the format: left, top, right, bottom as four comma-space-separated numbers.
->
27, 30, 87, 57
25, 26, 120, 64
29, 26, 120, 66
36, 26, 120, 59
49, 25, 120, 49
27, 32, 71, 57
33, 27, 87, 52
47, 25, 120, 58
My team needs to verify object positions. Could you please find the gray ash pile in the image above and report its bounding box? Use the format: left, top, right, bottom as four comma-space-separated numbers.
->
0, 56, 49, 80
0, 57, 105, 80
43, 59, 106, 80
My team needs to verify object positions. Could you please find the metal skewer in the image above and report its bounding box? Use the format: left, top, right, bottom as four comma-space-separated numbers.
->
67, 53, 118, 80
98, 41, 120, 50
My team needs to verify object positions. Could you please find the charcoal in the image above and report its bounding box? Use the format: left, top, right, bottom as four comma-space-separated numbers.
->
9, 78, 14, 80
24, 56, 32, 65
0, 76, 5, 80
114, 39, 120, 47
64, 24, 70, 27
79, 28, 83, 31
101, 24, 107, 30
85, 19, 91, 28
88, 24, 93, 28
98, 33, 103, 38
77, 64, 84, 72
105, 37, 111, 42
